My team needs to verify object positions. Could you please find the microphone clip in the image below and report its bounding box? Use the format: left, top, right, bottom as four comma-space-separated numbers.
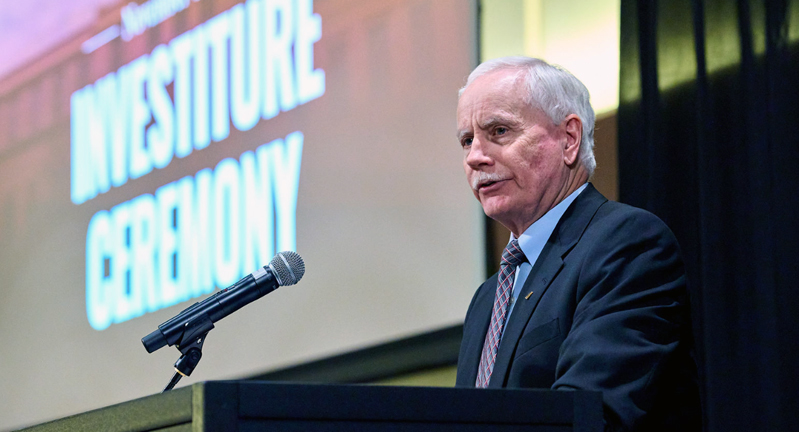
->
162, 314, 215, 393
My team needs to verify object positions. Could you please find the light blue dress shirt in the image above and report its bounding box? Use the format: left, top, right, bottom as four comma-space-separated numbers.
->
505, 183, 588, 321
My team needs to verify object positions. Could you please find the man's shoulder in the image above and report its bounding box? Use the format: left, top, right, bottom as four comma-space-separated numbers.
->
595, 198, 668, 226
576, 186, 676, 238
598, 200, 675, 236
562, 187, 683, 268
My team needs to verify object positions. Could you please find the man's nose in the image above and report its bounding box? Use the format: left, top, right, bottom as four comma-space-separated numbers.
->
465, 136, 493, 169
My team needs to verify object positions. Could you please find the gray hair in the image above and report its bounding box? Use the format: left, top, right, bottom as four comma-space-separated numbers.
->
459, 57, 596, 176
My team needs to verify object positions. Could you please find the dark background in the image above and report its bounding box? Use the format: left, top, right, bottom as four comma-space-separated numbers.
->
619, 0, 799, 430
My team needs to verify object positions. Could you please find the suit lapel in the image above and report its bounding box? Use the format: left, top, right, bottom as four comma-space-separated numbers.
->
488, 184, 608, 388
459, 276, 497, 386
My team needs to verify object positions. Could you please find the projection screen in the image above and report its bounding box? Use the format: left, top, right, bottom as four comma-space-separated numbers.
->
0, 0, 482, 428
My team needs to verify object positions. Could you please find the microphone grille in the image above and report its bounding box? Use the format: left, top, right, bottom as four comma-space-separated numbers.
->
270, 251, 305, 286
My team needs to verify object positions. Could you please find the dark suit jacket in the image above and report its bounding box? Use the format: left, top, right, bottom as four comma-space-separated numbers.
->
456, 184, 701, 431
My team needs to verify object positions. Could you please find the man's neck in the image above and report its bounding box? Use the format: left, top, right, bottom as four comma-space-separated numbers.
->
510, 181, 588, 238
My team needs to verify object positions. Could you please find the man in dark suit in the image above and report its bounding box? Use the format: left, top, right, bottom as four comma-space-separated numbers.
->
455, 57, 700, 431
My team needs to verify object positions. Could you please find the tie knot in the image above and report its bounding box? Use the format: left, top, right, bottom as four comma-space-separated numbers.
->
501, 239, 525, 267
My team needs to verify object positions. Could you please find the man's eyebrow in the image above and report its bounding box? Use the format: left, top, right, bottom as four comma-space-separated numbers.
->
480, 116, 516, 130
457, 115, 518, 140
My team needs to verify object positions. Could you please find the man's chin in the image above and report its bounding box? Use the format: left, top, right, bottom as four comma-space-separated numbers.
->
480, 202, 511, 223
479, 198, 524, 231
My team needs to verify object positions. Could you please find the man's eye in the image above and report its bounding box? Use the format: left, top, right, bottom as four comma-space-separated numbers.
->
461, 137, 473, 147
495, 127, 507, 135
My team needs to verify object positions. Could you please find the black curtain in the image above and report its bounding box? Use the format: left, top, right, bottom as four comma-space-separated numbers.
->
619, 0, 799, 430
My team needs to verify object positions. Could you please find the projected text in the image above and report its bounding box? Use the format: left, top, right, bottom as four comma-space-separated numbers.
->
71, 0, 324, 205
73, 0, 324, 330
85, 132, 303, 331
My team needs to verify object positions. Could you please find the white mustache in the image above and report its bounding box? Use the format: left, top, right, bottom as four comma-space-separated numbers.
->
471, 172, 507, 190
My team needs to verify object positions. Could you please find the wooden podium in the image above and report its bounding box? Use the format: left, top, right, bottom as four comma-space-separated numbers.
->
21, 381, 603, 431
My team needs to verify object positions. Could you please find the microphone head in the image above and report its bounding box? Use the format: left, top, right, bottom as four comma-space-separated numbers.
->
269, 251, 305, 286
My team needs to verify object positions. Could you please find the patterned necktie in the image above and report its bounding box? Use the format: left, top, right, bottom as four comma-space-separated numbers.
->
475, 239, 526, 388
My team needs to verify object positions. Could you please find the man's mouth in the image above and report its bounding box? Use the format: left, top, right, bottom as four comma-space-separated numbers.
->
478, 179, 506, 192
472, 173, 508, 192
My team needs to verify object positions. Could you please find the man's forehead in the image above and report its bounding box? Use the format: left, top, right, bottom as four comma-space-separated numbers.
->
463, 69, 525, 100
459, 113, 516, 131
458, 70, 527, 112
457, 87, 528, 135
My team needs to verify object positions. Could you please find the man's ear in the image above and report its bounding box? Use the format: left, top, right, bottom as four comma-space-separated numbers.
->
562, 114, 582, 166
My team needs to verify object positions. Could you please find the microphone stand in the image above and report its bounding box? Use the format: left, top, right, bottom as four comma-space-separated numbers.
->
161, 314, 215, 393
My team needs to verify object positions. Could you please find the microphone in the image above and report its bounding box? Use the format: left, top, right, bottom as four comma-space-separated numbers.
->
142, 251, 305, 354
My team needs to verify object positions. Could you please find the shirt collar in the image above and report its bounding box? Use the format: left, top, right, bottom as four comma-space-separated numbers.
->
512, 183, 588, 265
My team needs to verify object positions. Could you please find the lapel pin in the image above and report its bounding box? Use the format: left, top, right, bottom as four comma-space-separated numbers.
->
525, 291, 534, 300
